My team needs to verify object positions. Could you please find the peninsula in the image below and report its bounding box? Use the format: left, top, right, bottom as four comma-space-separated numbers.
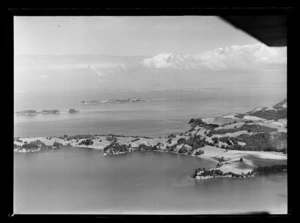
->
14, 99, 287, 179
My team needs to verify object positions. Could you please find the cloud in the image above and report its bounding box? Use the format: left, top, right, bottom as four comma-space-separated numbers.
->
142, 53, 195, 69
88, 64, 128, 76
16, 44, 287, 89
39, 74, 48, 78
141, 43, 287, 70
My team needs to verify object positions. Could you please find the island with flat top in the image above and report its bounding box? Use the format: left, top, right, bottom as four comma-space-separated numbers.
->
81, 98, 151, 105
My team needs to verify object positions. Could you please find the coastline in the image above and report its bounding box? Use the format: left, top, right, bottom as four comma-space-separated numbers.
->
14, 99, 287, 180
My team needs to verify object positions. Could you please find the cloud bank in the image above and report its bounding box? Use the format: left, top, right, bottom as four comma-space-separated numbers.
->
141, 43, 286, 70
16, 43, 286, 77
15, 43, 287, 92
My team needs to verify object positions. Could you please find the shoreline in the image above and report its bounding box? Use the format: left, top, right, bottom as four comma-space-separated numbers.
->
14, 99, 287, 180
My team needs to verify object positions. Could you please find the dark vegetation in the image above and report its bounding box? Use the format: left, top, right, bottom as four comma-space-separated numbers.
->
214, 156, 225, 162
20, 140, 49, 151
178, 146, 188, 154
78, 138, 94, 146
14, 143, 21, 149
254, 165, 287, 174
177, 138, 187, 145
67, 134, 94, 141
21, 143, 39, 150
219, 132, 287, 152
273, 99, 287, 110
194, 149, 204, 156
194, 165, 287, 178
104, 143, 130, 155
15, 110, 38, 116
168, 134, 176, 138
234, 113, 245, 118
131, 138, 140, 142
104, 142, 157, 155
106, 135, 118, 142
188, 118, 219, 129
184, 135, 208, 149
193, 167, 254, 178
69, 109, 79, 113
53, 141, 63, 148
209, 124, 277, 135
40, 110, 60, 114
165, 135, 208, 154
103, 134, 209, 156
247, 107, 286, 121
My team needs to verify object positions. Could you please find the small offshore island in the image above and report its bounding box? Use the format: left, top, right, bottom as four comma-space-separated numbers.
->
14, 99, 287, 180
15, 109, 79, 116
81, 98, 151, 105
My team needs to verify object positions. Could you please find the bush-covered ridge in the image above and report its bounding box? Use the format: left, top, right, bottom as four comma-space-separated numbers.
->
247, 108, 286, 120
209, 124, 277, 135
245, 98, 287, 120
14, 139, 63, 152
188, 118, 219, 129
218, 132, 287, 152
193, 164, 287, 179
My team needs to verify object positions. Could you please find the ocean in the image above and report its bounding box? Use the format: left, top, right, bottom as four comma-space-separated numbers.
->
14, 87, 286, 138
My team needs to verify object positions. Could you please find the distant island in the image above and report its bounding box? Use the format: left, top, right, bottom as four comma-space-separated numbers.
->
14, 99, 287, 180
69, 109, 79, 114
15, 110, 38, 116
40, 110, 60, 115
81, 98, 151, 105
15, 109, 80, 116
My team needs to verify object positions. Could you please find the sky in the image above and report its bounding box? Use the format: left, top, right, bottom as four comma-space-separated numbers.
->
14, 16, 287, 93
14, 16, 262, 56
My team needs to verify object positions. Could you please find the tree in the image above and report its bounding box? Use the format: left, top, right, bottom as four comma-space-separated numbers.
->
79, 139, 94, 146
53, 141, 62, 148
177, 138, 186, 145
69, 109, 79, 113
178, 147, 188, 154
240, 157, 243, 162
22, 143, 39, 150
194, 150, 204, 156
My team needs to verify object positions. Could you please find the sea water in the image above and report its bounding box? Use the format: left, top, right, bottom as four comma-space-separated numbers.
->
14, 148, 287, 214
14, 87, 286, 138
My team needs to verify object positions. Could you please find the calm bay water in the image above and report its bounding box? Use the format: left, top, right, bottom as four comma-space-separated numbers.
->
14, 148, 287, 214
